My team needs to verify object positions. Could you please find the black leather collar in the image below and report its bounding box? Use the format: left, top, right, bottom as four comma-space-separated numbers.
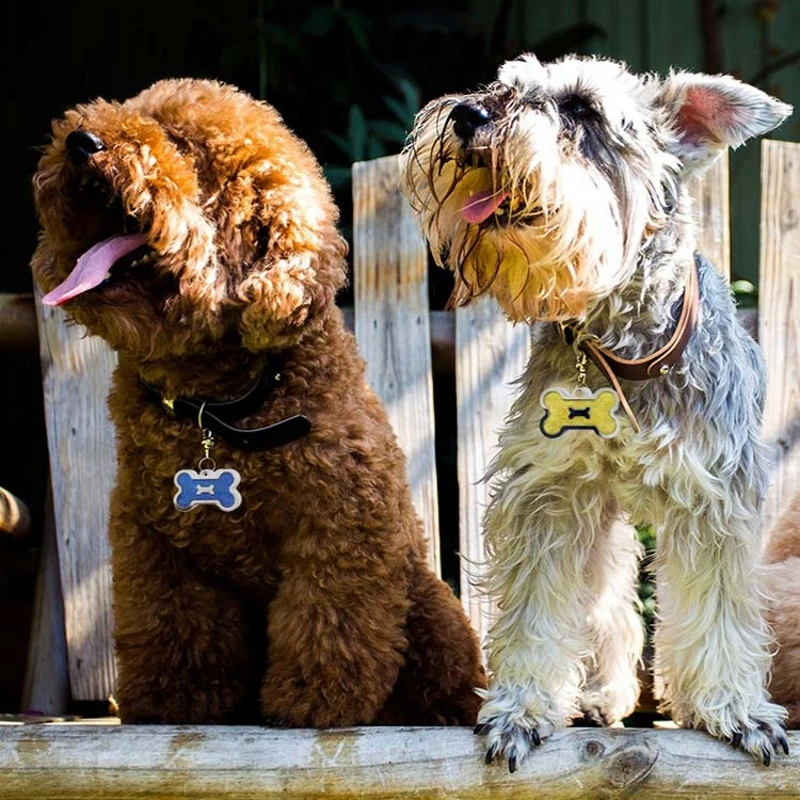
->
140, 363, 311, 452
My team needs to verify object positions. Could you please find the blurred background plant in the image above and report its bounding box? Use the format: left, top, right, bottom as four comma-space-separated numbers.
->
233, 1, 609, 305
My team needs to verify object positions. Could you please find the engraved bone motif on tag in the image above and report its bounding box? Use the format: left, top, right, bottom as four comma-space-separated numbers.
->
173, 468, 243, 511
539, 387, 620, 438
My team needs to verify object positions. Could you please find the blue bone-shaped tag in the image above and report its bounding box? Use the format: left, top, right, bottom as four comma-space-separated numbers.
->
173, 468, 242, 512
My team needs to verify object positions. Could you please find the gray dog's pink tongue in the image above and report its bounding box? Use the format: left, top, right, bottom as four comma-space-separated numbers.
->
461, 190, 510, 224
41, 234, 148, 307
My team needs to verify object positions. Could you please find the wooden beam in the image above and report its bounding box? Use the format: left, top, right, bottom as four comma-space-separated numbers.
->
0, 293, 38, 353
352, 155, 441, 575
0, 486, 31, 537
759, 140, 800, 531
0, 725, 798, 799
454, 299, 529, 654
690, 153, 731, 279
34, 291, 118, 701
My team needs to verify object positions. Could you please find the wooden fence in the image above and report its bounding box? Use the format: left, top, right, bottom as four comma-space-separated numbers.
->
3, 141, 798, 798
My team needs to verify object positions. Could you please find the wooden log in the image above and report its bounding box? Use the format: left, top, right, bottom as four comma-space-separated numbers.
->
352, 155, 441, 575
759, 140, 800, 532
0, 293, 38, 353
0, 725, 798, 799
34, 291, 117, 701
0, 486, 31, 537
20, 488, 70, 716
454, 300, 529, 651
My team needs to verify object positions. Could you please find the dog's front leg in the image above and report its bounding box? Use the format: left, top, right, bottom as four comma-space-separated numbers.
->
655, 488, 789, 763
580, 515, 644, 725
261, 554, 409, 727
110, 516, 251, 724
476, 436, 611, 771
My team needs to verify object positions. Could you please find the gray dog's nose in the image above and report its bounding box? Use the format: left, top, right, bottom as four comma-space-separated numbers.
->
65, 130, 105, 163
449, 103, 491, 142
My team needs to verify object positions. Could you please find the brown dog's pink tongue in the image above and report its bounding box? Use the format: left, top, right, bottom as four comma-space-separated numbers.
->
41, 234, 148, 306
461, 190, 510, 224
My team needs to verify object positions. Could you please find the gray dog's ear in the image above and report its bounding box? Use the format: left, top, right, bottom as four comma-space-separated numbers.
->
658, 72, 793, 174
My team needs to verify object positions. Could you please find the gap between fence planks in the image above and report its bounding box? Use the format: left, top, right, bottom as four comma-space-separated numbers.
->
20, 488, 70, 716
759, 140, 800, 534
1, 724, 799, 799
352, 156, 440, 575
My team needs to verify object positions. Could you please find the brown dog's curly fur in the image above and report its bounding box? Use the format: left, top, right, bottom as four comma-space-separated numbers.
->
30, 78, 486, 726
764, 489, 800, 728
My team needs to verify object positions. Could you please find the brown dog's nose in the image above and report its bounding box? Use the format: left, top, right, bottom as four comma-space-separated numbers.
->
65, 130, 105, 163
449, 103, 491, 142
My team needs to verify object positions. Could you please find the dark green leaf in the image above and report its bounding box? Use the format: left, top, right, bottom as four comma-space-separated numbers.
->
369, 119, 409, 144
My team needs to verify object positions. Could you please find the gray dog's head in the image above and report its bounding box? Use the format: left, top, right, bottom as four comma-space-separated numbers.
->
401, 53, 791, 323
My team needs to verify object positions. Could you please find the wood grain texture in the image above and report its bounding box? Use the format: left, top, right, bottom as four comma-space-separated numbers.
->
352, 155, 441, 575
34, 294, 117, 701
759, 140, 800, 531
690, 153, 731, 279
1, 724, 798, 799
455, 300, 529, 651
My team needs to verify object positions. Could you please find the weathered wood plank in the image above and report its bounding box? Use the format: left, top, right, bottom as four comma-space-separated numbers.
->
20, 490, 70, 716
1, 725, 798, 799
691, 153, 731, 279
352, 155, 441, 575
759, 140, 800, 531
34, 292, 117, 701
455, 301, 529, 651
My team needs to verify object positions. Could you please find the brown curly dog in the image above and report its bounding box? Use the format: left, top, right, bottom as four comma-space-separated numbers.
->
30, 78, 485, 726
764, 490, 800, 728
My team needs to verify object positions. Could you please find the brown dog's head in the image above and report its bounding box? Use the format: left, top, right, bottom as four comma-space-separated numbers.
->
31, 78, 347, 359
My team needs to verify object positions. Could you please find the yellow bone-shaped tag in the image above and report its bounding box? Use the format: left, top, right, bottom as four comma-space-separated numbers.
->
539, 387, 619, 438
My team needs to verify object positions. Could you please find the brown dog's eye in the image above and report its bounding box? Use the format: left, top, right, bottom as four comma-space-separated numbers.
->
163, 128, 192, 156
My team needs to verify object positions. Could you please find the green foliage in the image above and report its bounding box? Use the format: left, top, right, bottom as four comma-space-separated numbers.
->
324, 77, 420, 188
732, 278, 758, 308
637, 524, 657, 635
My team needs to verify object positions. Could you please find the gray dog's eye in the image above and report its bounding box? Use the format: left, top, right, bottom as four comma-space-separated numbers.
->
559, 94, 594, 119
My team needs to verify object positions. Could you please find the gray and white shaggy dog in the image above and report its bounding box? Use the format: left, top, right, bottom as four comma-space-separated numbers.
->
401, 53, 792, 769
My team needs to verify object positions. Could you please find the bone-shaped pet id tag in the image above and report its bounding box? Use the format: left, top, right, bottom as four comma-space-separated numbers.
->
173, 420, 242, 511
539, 386, 620, 439
173, 467, 242, 512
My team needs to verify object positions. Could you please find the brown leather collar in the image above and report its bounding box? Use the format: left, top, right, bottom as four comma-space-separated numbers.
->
558, 255, 700, 432
561, 255, 700, 380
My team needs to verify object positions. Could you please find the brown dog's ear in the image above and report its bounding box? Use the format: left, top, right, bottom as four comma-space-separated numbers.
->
236, 247, 345, 351
659, 72, 793, 175
234, 176, 349, 351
